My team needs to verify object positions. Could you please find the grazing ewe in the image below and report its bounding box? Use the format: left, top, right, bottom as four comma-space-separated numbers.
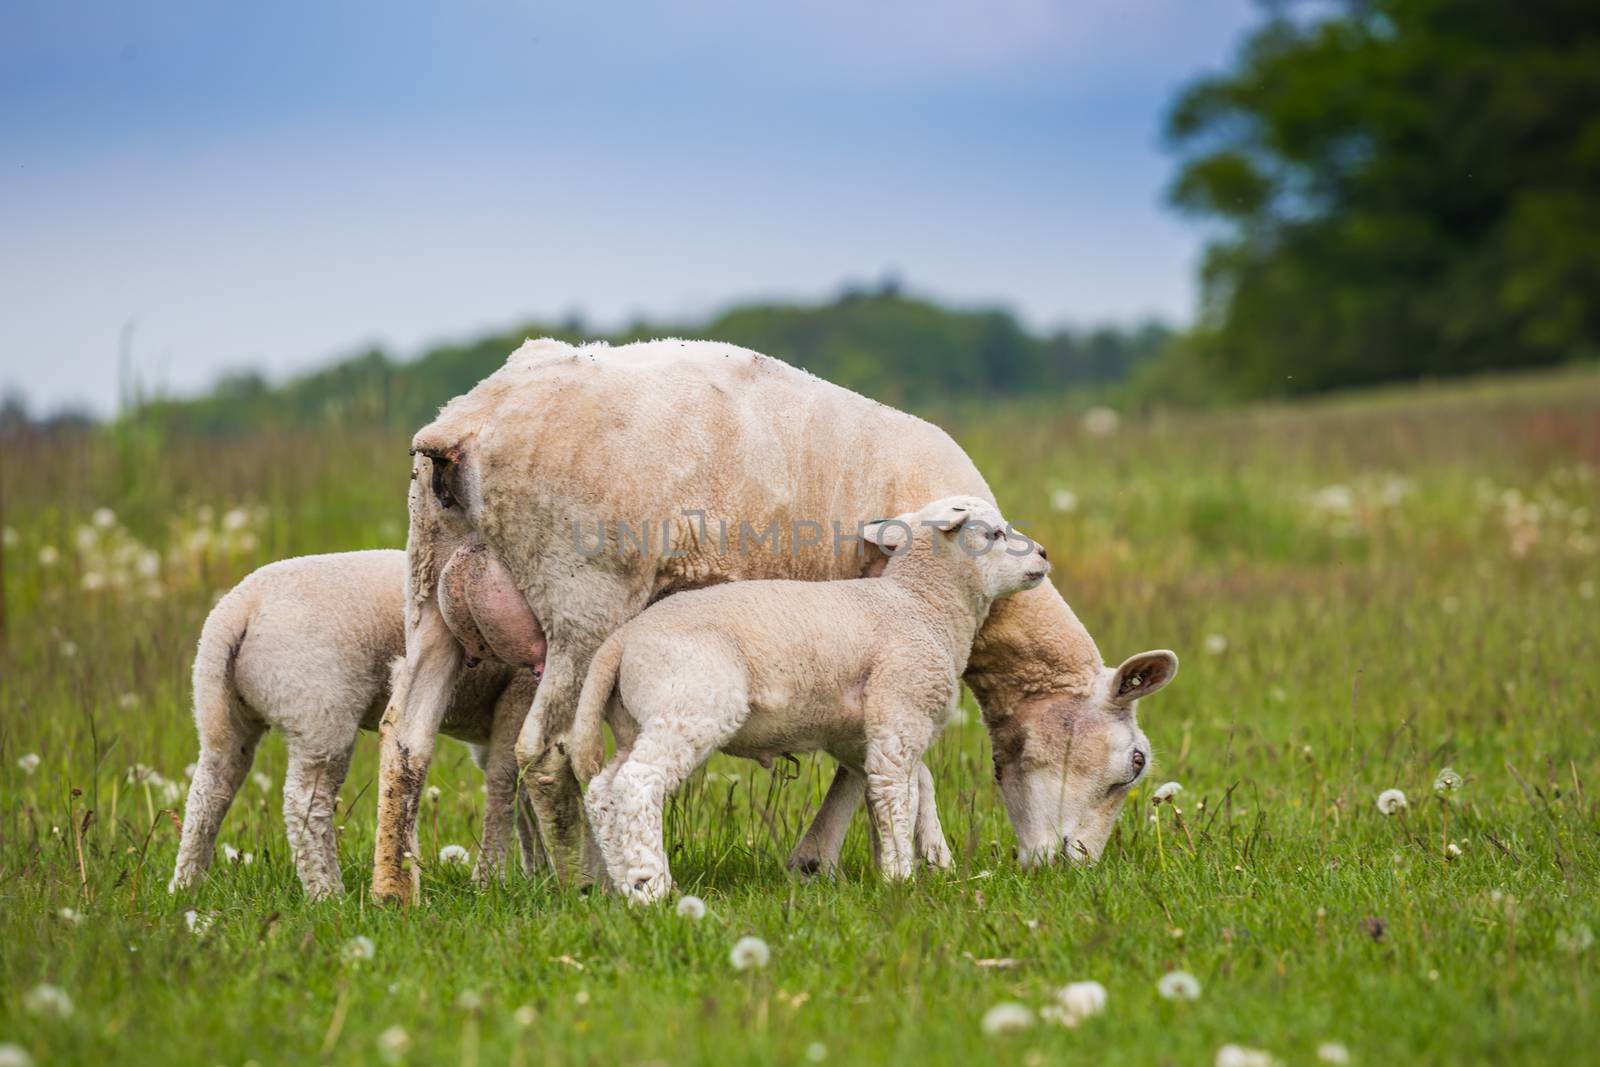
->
169, 550, 541, 900
377, 337, 1178, 902
571, 496, 1048, 904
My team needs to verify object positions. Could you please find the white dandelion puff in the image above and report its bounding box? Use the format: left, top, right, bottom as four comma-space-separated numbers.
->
1317, 1042, 1351, 1065
676, 895, 707, 920
806, 1041, 828, 1062
0, 1042, 35, 1067
1216, 1044, 1275, 1067
38, 545, 60, 567
1038, 1004, 1080, 1027
1433, 767, 1463, 794
184, 909, 216, 935
1556, 925, 1594, 954
1056, 980, 1107, 1020
1203, 633, 1228, 656
251, 771, 271, 793
93, 507, 117, 529
456, 989, 484, 1012
438, 844, 471, 866
1157, 970, 1202, 1001
512, 1005, 537, 1028
0, 526, 16, 548
377, 1025, 412, 1064
729, 936, 770, 970
1445, 842, 1462, 860
1376, 789, 1407, 815
1049, 488, 1079, 514
60, 640, 79, 658
221, 844, 240, 863
573, 989, 590, 1006
17, 752, 41, 775
57, 906, 83, 926
342, 935, 376, 963
980, 1002, 1034, 1036
1151, 781, 1183, 804
24, 983, 74, 1019
426, 785, 442, 802
1082, 406, 1121, 437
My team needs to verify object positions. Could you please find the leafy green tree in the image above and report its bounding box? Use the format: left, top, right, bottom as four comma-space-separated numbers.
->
1166, 0, 1600, 395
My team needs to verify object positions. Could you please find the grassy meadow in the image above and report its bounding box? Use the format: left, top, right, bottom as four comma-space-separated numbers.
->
3, 367, 1599, 1066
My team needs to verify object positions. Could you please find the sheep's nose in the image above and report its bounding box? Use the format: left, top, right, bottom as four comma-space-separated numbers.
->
1038, 546, 1048, 561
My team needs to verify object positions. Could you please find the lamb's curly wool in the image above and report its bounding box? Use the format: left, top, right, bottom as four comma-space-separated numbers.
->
169, 550, 540, 900
573, 496, 1049, 903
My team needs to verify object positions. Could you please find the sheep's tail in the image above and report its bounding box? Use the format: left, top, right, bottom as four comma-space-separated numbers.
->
565, 633, 625, 784
190, 587, 253, 748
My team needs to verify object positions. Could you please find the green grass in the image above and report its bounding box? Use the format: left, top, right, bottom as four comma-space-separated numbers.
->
3, 366, 1599, 1066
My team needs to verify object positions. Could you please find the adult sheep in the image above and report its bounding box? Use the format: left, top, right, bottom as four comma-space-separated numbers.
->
374, 338, 1177, 902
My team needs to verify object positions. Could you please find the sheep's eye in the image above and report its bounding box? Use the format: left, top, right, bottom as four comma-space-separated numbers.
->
1131, 750, 1147, 773
990, 528, 1006, 541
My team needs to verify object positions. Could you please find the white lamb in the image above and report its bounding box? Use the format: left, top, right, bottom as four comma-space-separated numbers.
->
571, 496, 1050, 904
168, 550, 540, 899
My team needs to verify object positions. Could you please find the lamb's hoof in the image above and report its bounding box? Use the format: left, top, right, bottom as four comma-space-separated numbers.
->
786, 853, 836, 878
921, 845, 954, 870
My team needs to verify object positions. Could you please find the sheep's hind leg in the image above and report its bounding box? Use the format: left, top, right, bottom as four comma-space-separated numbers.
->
914, 761, 953, 869
170, 721, 266, 893
284, 744, 354, 900
787, 763, 865, 876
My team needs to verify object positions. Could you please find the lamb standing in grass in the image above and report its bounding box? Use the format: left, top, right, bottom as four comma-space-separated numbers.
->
169, 550, 541, 900
572, 496, 1049, 903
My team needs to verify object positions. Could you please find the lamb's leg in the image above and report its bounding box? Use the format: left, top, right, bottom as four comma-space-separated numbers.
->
913, 761, 953, 869
374, 604, 462, 904
787, 764, 865, 876
283, 744, 353, 901
515, 788, 547, 875
473, 675, 535, 886
863, 726, 934, 882
169, 722, 265, 893
585, 711, 729, 905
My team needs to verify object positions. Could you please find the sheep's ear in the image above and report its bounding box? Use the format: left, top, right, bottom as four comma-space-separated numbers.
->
1110, 650, 1178, 704
919, 499, 974, 532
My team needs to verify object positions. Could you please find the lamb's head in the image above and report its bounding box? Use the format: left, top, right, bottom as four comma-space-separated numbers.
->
861, 496, 1050, 602
988, 649, 1178, 866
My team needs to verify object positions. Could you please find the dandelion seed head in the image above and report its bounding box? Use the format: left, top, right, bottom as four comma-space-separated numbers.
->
1376, 788, 1407, 815
1157, 970, 1202, 1001
1050, 488, 1079, 514
1445, 842, 1462, 860
1152, 781, 1182, 803
1216, 1044, 1275, 1067
342, 935, 376, 963
0, 1042, 34, 1067
1556, 925, 1594, 954
676, 895, 707, 920
980, 1002, 1034, 1036
23, 983, 74, 1019
377, 1025, 411, 1064
573, 989, 590, 1006
730, 936, 771, 970
1204, 633, 1228, 656
184, 909, 216, 935
513, 1005, 537, 1028
251, 771, 272, 793
38, 545, 60, 567
1433, 767, 1463, 793
806, 1041, 828, 1062
1038, 1004, 1080, 1027
1056, 980, 1107, 1020
1082, 406, 1121, 437
426, 785, 442, 802
222, 844, 240, 863
438, 844, 471, 866
456, 989, 484, 1012
93, 507, 117, 529
57, 906, 83, 926
1317, 1042, 1351, 1064
17, 752, 41, 775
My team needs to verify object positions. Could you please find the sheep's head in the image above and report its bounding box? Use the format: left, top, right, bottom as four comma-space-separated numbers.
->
988, 649, 1178, 866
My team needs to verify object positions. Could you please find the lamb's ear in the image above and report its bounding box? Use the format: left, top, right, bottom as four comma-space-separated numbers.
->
1111, 650, 1178, 703
919, 499, 975, 532
861, 517, 913, 553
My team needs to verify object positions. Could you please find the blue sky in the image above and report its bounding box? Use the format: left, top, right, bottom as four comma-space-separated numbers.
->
1, 0, 1257, 414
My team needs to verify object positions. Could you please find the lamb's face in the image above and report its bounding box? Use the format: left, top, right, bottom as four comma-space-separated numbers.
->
990, 650, 1178, 866
958, 516, 1050, 600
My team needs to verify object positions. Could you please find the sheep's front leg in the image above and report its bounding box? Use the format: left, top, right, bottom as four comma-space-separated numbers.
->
914, 761, 953, 869
863, 725, 935, 882
787, 764, 864, 876
473, 674, 537, 886
374, 605, 462, 904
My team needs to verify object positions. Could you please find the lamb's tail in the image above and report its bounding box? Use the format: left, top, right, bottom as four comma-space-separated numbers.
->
190, 588, 254, 750
565, 633, 625, 784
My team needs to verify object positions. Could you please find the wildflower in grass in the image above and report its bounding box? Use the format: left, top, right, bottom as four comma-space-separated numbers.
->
222, 844, 240, 863
1, 526, 16, 548
17, 753, 40, 775
1038, 1004, 1080, 1027
251, 771, 271, 793
1050, 488, 1079, 514
0, 1042, 34, 1067
1376, 789, 1407, 815
1056, 980, 1107, 1021
1317, 1042, 1351, 1064
1556, 925, 1594, 955
676, 895, 707, 920
574, 989, 590, 1006
1204, 633, 1228, 655
82, 571, 107, 592
730, 936, 771, 970
1215, 1044, 1275, 1067
377, 1025, 411, 1064
1157, 970, 1202, 1001
512, 1005, 536, 1028
93, 507, 117, 529
1151, 781, 1182, 804
60, 640, 78, 658
342, 935, 376, 963
457, 989, 484, 1012
1445, 843, 1462, 860
806, 1041, 828, 1062
1082, 406, 1120, 437
184, 909, 216, 935
23, 983, 73, 1019
1433, 767, 1462, 794
438, 844, 471, 866
57, 907, 83, 926
38, 545, 60, 567
118, 692, 141, 710
980, 1002, 1034, 1035
241, 852, 254, 865
184, 763, 197, 779
426, 785, 442, 802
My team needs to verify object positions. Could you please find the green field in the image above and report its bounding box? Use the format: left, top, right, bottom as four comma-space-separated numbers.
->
3, 368, 1598, 1066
